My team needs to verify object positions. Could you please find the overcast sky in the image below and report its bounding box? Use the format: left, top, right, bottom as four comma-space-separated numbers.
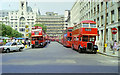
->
0, 0, 76, 15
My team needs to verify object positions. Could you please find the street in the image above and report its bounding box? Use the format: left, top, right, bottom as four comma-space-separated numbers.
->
1, 42, 118, 73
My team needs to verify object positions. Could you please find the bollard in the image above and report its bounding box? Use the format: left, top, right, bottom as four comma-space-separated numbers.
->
25, 45, 27, 48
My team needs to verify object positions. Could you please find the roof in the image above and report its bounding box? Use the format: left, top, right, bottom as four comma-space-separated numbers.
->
80, 20, 96, 24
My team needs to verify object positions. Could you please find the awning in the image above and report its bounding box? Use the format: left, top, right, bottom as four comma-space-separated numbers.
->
15, 38, 24, 40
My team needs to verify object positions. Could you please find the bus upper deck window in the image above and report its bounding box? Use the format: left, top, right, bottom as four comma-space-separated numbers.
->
90, 23, 96, 28
83, 23, 89, 27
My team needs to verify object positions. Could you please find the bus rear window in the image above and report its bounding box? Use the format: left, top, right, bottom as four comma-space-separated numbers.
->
82, 36, 88, 42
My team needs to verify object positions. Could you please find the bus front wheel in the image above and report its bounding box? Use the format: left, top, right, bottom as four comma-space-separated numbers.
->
32, 45, 34, 48
78, 47, 82, 53
72, 44, 74, 50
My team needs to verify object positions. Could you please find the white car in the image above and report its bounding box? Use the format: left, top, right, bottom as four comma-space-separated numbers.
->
0, 42, 24, 53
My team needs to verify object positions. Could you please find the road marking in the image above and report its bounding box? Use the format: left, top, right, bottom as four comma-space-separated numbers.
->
3, 59, 76, 65
56, 59, 76, 64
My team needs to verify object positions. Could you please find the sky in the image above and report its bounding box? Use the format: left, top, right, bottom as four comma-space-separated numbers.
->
0, 0, 76, 15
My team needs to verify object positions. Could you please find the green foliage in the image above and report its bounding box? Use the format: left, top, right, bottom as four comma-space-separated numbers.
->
28, 33, 31, 38
34, 24, 47, 32
0, 23, 22, 38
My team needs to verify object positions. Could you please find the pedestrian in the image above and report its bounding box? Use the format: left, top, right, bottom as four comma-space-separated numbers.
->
28, 39, 31, 47
117, 41, 120, 51
113, 40, 117, 50
22, 39, 24, 45
113, 40, 117, 54
110, 41, 114, 51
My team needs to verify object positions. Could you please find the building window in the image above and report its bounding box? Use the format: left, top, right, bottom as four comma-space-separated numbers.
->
106, 2, 108, 8
94, 19, 96, 22
22, 34, 24, 36
106, 13, 108, 25
118, 7, 120, 21
16, 25, 17, 27
97, 17, 99, 27
11, 22, 13, 24
111, 10, 114, 23
94, 7, 96, 15
101, 2, 103, 12
32, 22, 34, 24
97, 5, 99, 14
111, 0, 114, 6
15, 28, 17, 30
11, 16, 13, 18
91, 10, 93, 17
22, 12, 24, 15
101, 15, 103, 26
19, 28, 25, 32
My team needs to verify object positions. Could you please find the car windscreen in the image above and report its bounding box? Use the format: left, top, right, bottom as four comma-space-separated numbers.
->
5, 42, 12, 46
17, 42, 22, 45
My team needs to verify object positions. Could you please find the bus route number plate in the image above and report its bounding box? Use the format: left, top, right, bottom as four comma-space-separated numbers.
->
85, 28, 91, 31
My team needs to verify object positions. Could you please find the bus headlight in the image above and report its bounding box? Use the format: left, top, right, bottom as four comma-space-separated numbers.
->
94, 45, 98, 48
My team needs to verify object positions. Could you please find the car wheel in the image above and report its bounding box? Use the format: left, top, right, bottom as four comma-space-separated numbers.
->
6, 49, 10, 53
19, 48, 22, 52
32, 45, 34, 48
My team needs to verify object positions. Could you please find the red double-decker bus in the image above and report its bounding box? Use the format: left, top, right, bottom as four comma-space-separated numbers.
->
71, 20, 98, 53
63, 27, 73, 47
31, 26, 47, 48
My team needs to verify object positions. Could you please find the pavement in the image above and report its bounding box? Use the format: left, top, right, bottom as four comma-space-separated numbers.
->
98, 46, 119, 58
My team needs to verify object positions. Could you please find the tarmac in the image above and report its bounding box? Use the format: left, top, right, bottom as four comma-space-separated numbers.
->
24, 44, 120, 58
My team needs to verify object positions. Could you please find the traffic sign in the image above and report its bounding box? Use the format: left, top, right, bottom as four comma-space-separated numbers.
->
26, 34, 29, 37
25, 25, 29, 28
112, 28, 117, 34
26, 29, 29, 32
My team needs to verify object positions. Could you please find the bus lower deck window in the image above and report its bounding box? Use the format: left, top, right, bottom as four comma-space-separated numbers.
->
82, 36, 88, 42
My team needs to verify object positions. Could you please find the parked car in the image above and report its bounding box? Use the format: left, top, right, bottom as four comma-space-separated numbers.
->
0, 40, 4, 46
1, 42, 24, 53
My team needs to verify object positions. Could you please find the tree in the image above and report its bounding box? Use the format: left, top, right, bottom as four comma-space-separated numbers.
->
0, 23, 22, 38
34, 24, 47, 32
